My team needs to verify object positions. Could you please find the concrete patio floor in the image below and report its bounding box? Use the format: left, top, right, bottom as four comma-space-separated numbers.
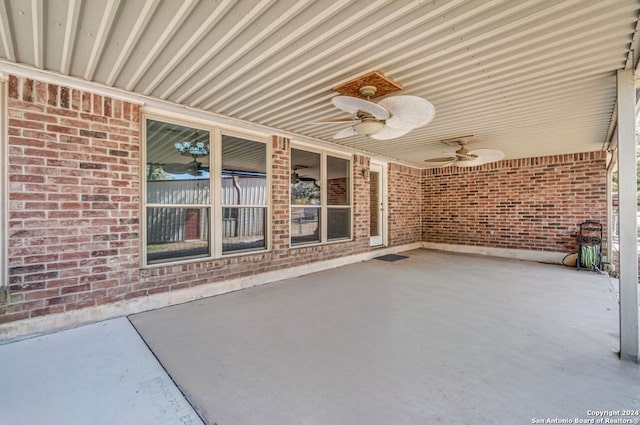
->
0, 317, 203, 425
129, 249, 640, 425
1, 249, 638, 425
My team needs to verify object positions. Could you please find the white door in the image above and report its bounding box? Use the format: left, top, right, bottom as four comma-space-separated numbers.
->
369, 162, 386, 246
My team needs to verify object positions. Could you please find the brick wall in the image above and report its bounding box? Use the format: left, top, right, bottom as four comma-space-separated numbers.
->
388, 163, 422, 245
5, 76, 141, 324
422, 152, 607, 253
2, 78, 400, 326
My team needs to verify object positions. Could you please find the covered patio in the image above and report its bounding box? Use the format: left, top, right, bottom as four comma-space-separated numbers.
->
0, 2, 639, 421
1, 250, 638, 424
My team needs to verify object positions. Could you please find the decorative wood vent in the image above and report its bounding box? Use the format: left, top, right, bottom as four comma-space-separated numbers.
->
332, 71, 403, 98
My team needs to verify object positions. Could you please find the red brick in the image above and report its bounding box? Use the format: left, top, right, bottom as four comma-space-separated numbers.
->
422, 153, 607, 253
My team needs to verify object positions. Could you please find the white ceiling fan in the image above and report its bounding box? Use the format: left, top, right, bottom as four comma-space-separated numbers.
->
327, 85, 435, 140
424, 135, 504, 168
291, 165, 318, 184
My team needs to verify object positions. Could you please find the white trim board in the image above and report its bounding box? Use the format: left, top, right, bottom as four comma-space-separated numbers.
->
422, 242, 570, 264
0, 242, 422, 342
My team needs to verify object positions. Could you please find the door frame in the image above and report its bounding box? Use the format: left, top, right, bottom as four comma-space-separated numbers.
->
369, 161, 387, 247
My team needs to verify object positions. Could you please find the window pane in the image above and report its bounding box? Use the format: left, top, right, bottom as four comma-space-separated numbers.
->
327, 156, 350, 205
146, 119, 210, 204
147, 179, 210, 204
291, 180, 320, 206
222, 207, 266, 253
147, 207, 210, 263
222, 136, 267, 205
327, 208, 351, 240
291, 207, 320, 245
291, 149, 321, 205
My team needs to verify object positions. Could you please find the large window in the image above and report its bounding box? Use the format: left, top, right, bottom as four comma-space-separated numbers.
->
145, 119, 211, 264
144, 116, 268, 265
221, 135, 267, 253
291, 147, 352, 246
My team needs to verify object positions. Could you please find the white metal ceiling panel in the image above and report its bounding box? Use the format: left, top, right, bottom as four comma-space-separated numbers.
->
0, 0, 638, 167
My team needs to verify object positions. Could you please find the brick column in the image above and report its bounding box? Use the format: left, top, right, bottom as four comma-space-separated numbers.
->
271, 136, 290, 257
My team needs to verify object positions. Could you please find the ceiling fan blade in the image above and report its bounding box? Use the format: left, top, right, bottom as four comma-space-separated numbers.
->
454, 158, 484, 168
424, 159, 456, 168
368, 125, 411, 140
378, 95, 435, 130
313, 118, 359, 124
162, 161, 203, 174
162, 163, 190, 173
333, 126, 358, 139
424, 156, 457, 163
467, 149, 505, 164
331, 95, 390, 120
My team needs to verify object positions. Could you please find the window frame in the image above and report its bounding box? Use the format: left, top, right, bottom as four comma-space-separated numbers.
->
290, 144, 353, 247
218, 130, 271, 255
0, 75, 7, 289
141, 113, 271, 267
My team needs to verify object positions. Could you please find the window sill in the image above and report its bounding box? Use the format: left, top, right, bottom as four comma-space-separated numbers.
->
289, 237, 354, 250
142, 247, 271, 269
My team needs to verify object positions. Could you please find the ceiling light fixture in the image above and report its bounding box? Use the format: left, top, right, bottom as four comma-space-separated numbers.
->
174, 131, 209, 159
353, 120, 385, 136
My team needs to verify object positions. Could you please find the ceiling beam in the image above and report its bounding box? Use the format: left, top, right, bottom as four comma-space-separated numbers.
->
172, 0, 313, 103
124, 0, 199, 91
60, 0, 82, 75
213, 0, 494, 115
0, 0, 15, 61
105, 0, 160, 87
226, 0, 619, 120
141, 0, 236, 95
163, 0, 278, 101
30, 0, 43, 69
84, 0, 121, 81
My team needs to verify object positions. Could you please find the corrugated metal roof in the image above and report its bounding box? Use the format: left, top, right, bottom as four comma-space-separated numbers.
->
1, 0, 638, 166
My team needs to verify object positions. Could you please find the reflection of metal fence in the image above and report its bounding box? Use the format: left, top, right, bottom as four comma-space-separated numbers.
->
291, 208, 319, 243
222, 208, 265, 237
147, 178, 266, 243
146, 207, 209, 244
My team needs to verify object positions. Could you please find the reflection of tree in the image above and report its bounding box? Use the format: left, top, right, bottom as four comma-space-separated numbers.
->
292, 181, 320, 204
147, 164, 174, 180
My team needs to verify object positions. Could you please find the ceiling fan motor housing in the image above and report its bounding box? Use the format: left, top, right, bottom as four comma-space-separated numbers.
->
358, 85, 378, 98
354, 120, 385, 135
330, 72, 436, 140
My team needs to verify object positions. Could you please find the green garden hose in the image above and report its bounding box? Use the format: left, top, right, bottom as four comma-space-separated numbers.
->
580, 245, 600, 270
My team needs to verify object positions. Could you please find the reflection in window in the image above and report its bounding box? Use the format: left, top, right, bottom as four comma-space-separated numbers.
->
222, 207, 266, 252
145, 119, 211, 264
291, 148, 351, 245
291, 208, 320, 245
326, 155, 350, 241
146, 207, 210, 263
291, 148, 321, 205
327, 208, 350, 240
221, 135, 268, 253
327, 156, 350, 205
